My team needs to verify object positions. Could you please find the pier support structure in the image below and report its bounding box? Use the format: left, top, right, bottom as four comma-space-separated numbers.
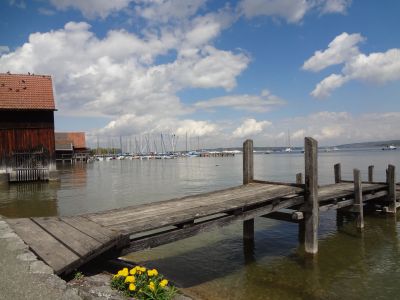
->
304, 137, 318, 254
353, 169, 364, 229
243, 139, 254, 241
387, 164, 396, 213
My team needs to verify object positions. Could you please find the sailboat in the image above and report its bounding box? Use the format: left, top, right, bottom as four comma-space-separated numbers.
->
284, 130, 292, 153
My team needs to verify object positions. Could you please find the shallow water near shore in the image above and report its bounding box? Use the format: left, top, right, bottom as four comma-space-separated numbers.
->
0, 149, 399, 299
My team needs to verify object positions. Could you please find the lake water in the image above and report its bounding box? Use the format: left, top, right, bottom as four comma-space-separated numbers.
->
0, 149, 399, 299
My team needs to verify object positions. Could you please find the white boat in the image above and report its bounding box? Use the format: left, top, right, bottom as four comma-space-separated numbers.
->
382, 145, 397, 150
284, 147, 292, 153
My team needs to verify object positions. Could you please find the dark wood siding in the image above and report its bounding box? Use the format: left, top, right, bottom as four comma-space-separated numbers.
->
0, 110, 55, 168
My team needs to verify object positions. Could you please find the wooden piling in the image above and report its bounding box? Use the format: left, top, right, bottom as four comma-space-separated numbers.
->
334, 163, 341, 183
296, 173, 303, 184
304, 137, 318, 254
243, 139, 254, 240
387, 164, 396, 213
353, 169, 364, 229
368, 165, 374, 183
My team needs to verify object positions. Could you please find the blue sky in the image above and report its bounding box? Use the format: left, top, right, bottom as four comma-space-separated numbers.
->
1, 0, 399, 148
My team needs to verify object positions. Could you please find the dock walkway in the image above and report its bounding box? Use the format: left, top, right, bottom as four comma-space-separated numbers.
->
4, 138, 399, 276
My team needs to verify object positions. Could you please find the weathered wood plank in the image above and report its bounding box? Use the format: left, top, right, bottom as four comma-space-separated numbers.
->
6, 218, 80, 274
353, 169, 364, 229
334, 163, 341, 183
304, 137, 318, 254
261, 211, 300, 223
243, 139, 254, 241
33, 217, 101, 257
296, 173, 303, 184
61, 216, 119, 244
387, 164, 396, 213
368, 165, 374, 183
121, 196, 305, 254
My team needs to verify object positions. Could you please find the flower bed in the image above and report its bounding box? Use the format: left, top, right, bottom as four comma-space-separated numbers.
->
111, 266, 177, 300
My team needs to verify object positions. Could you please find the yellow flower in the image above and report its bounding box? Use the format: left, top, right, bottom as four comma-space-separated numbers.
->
129, 283, 136, 291
121, 268, 129, 277
160, 279, 168, 287
147, 269, 158, 277
148, 281, 155, 291
124, 276, 135, 283
141, 267, 146, 272
129, 268, 136, 275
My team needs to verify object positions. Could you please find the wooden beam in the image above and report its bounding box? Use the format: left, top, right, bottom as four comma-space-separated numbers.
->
387, 164, 396, 213
368, 165, 374, 183
243, 139, 254, 241
334, 163, 341, 183
304, 137, 318, 254
353, 169, 364, 229
261, 211, 300, 223
296, 173, 303, 184
252, 179, 304, 188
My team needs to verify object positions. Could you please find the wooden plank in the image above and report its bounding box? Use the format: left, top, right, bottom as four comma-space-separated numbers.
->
334, 163, 341, 183
304, 137, 318, 254
243, 139, 254, 184
33, 217, 101, 257
387, 164, 396, 213
296, 173, 303, 184
104, 185, 302, 235
368, 165, 374, 183
6, 218, 80, 274
61, 216, 119, 244
243, 139, 254, 241
121, 196, 305, 255
261, 211, 300, 223
252, 179, 304, 188
353, 169, 364, 229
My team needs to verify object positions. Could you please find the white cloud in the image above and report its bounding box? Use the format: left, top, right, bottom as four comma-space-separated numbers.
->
233, 118, 271, 138
304, 32, 400, 98
302, 32, 364, 72
0, 46, 10, 55
238, 0, 351, 23
276, 111, 400, 145
194, 89, 285, 112
48, 0, 132, 18
135, 0, 206, 23
320, 0, 352, 14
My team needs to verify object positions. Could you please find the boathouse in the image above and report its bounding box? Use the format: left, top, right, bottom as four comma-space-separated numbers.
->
0, 73, 57, 182
55, 132, 90, 163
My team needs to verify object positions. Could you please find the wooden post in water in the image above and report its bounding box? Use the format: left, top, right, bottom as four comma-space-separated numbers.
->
243, 139, 254, 241
368, 165, 374, 183
334, 163, 341, 183
353, 169, 364, 229
296, 173, 303, 184
387, 164, 396, 213
304, 137, 318, 254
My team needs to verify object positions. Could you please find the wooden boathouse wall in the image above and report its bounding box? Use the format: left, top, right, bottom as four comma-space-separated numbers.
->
0, 73, 57, 181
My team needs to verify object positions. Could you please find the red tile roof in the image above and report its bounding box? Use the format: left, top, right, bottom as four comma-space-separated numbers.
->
55, 132, 86, 149
0, 73, 56, 110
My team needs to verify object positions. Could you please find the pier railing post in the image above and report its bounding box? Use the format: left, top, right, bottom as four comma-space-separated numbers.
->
387, 164, 396, 213
296, 173, 303, 184
243, 139, 254, 185
353, 169, 364, 229
334, 163, 341, 183
368, 165, 374, 183
304, 137, 318, 254
243, 139, 254, 241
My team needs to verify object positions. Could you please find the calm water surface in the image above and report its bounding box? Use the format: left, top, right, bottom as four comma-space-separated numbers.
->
1, 149, 399, 299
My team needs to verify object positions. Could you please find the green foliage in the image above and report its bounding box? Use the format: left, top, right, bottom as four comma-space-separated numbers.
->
73, 271, 84, 280
110, 266, 177, 300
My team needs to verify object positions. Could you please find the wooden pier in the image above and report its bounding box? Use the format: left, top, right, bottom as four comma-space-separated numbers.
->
4, 138, 399, 275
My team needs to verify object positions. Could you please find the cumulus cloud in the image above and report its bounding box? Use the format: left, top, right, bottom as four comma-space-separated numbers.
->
302, 32, 364, 72
194, 89, 285, 112
304, 32, 400, 98
0, 46, 10, 55
233, 118, 271, 138
238, 0, 352, 23
47, 0, 132, 18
